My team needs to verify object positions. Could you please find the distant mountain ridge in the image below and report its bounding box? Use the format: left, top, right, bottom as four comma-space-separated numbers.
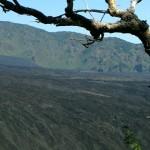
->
0, 21, 150, 72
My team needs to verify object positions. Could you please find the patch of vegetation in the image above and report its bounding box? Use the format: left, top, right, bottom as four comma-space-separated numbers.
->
122, 126, 142, 150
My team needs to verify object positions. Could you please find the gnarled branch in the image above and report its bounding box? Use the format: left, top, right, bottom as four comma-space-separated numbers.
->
0, 0, 150, 56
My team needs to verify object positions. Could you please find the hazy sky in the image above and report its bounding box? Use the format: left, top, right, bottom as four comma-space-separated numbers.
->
0, 0, 149, 43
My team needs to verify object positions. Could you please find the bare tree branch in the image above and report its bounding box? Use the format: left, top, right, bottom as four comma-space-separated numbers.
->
129, 0, 143, 12
0, 3, 9, 12
0, 0, 70, 25
71, 35, 104, 48
65, 0, 74, 16
0, 0, 149, 55
106, 0, 125, 17
56, 9, 108, 19
64, 0, 105, 39
74, 9, 108, 14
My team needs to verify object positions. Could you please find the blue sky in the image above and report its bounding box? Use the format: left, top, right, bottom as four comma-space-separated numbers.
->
0, 0, 149, 43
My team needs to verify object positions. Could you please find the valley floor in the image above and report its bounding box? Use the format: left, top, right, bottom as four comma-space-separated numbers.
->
0, 66, 150, 150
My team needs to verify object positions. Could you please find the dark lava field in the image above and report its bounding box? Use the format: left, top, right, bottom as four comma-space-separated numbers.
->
0, 66, 150, 150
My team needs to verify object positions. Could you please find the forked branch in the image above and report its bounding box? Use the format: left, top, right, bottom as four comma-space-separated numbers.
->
0, 0, 149, 55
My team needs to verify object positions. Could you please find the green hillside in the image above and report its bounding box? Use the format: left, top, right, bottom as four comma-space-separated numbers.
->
0, 21, 150, 72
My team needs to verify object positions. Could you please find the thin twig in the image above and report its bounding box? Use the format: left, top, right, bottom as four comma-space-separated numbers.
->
57, 9, 108, 18
75, 9, 108, 14
71, 36, 104, 48
83, 0, 94, 19
100, 12, 106, 22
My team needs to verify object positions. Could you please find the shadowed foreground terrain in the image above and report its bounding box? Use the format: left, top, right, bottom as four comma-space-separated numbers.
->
0, 65, 150, 150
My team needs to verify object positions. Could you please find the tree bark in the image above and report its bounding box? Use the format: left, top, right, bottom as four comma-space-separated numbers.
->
0, 0, 149, 56
138, 30, 150, 55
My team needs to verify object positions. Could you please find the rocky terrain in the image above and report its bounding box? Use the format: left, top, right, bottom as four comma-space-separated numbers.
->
0, 65, 149, 150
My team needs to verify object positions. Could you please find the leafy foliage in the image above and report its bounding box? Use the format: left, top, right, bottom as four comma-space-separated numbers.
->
122, 126, 142, 150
